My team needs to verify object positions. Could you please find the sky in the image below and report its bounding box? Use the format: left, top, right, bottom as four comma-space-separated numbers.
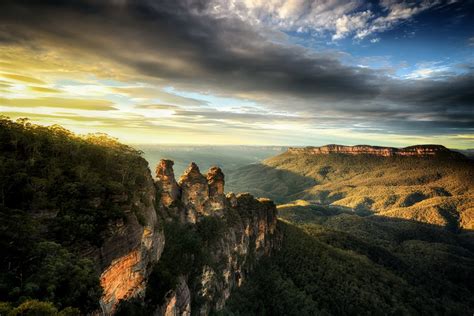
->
0, 0, 473, 148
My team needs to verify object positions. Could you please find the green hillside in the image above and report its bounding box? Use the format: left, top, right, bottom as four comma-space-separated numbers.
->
222, 205, 474, 315
226, 151, 474, 230
0, 117, 151, 313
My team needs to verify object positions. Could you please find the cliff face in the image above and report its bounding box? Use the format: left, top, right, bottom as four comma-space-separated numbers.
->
287, 144, 464, 158
193, 193, 278, 315
96, 159, 278, 315
155, 160, 278, 315
97, 169, 165, 315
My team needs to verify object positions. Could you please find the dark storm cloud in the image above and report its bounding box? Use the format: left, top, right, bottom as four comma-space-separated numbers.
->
0, 0, 472, 135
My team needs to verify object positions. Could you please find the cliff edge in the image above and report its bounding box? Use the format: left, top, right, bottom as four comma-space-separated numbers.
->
287, 144, 465, 158
152, 160, 278, 315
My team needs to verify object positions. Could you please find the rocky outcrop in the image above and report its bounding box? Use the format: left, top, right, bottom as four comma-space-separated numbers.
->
207, 166, 226, 212
156, 160, 228, 223
288, 144, 465, 158
97, 160, 278, 315
155, 161, 279, 316
159, 276, 191, 316
179, 163, 209, 223
156, 159, 180, 207
97, 169, 165, 315
194, 193, 278, 315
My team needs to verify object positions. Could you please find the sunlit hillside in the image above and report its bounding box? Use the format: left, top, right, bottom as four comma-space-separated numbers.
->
227, 150, 474, 230
223, 205, 474, 315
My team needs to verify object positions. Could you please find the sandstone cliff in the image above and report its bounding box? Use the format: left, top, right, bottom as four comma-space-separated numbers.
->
154, 160, 278, 315
96, 159, 278, 315
98, 168, 165, 315
288, 144, 465, 158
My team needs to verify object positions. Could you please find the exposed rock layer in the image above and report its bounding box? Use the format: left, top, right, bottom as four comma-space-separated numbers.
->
98, 169, 165, 315
98, 159, 278, 315
288, 144, 465, 158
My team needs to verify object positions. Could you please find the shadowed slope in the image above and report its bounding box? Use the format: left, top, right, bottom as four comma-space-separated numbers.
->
227, 148, 474, 229
223, 205, 474, 315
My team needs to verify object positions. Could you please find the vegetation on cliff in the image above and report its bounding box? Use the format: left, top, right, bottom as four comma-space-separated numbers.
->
222, 205, 474, 315
0, 117, 150, 312
116, 216, 225, 315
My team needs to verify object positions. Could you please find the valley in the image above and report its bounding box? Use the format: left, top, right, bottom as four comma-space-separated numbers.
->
227, 145, 474, 231
1, 118, 473, 315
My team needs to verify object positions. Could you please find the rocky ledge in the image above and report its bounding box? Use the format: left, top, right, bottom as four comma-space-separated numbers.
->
287, 144, 465, 158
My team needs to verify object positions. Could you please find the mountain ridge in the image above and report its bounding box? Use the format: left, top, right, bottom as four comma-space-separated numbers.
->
287, 144, 466, 158
227, 144, 474, 230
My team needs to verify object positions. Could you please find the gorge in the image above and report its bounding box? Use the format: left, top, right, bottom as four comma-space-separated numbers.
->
1, 118, 473, 315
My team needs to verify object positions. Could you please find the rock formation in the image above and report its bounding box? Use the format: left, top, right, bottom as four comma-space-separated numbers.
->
96, 159, 278, 315
193, 193, 278, 315
179, 162, 209, 223
159, 276, 192, 316
288, 144, 465, 158
155, 161, 279, 315
207, 166, 226, 212
156, 159, 180, 207
98, 169, 165, 315
156, 160, 229, 223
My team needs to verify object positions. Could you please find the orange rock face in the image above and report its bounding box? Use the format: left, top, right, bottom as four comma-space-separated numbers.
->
99, 225, 164, 315
100, 250, 144, 314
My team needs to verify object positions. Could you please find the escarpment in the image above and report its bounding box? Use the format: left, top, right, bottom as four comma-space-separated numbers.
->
98, 165, 165, 315
288, 144, 465, 158
153, 160, 278, 315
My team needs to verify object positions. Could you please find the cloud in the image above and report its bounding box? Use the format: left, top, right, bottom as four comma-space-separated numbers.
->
354, 0, 443, 39
113, 87, 207, 106
29, 86, 62, 93
0, 97, 117, 111
333, 10, 373, 40
0, 0, 472, 141
1, 73, 46, 84
207, 0, 453, 40
135, 104, 181, 110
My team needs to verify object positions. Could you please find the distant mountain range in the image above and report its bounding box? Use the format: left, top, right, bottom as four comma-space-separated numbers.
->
226, 144, 474, 231
222, 144, 474, 314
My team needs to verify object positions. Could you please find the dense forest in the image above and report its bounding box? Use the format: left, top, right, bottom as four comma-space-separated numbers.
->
0, 116, 149, 314
221, 204, 474, 315
1, 116, 473, 315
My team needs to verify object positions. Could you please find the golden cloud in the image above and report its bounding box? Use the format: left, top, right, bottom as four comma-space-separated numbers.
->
0, 97, 117, 111
2, 73, 46, 84
29, 86, 62, 93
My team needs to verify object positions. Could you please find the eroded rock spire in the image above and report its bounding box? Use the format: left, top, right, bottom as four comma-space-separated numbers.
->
155, 159, 180, 207
179, 162, 209, 223
207, 166, 225, 212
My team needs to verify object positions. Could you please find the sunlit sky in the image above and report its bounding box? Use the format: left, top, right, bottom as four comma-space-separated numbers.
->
0, 0, 473, 148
